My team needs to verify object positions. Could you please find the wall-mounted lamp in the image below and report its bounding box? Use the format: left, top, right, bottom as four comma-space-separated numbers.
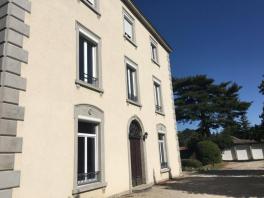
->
143, 132, 148, 141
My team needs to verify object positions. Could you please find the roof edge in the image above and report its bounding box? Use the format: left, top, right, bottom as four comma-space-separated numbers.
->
121, 0, 173, 53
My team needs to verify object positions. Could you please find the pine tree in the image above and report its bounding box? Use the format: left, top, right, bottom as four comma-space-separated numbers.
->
259, 76, 264, 126
173, 75, 251, 138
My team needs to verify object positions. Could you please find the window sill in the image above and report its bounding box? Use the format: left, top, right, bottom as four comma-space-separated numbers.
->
126, 99, 142, 108
75, 80, 104, 94
72, 181, 107, 194
156, 110, 165, 116
160, 168, 170, 174
81, 0, 101, 17
151, 59, 160, 67
124, 35, 137, 48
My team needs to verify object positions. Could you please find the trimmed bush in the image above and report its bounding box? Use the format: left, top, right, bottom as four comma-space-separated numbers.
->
196, 140, 222, 165
181, 159, 202, 168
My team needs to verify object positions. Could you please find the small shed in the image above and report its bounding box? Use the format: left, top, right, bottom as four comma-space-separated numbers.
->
222, 137, 264, 161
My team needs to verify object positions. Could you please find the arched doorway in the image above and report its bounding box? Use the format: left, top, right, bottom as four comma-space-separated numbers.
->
129, 120, 145, 187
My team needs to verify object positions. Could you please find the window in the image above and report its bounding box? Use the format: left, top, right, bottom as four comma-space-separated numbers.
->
154, 81, 163, 113
87, 0, 95, 6
78, 121, 99, 185
151, 40, 158, 63
81, 0, 100, 14
123, 10, 135, 42
158, 133, 168, 169
74, 105, 106, 194
126, 60, 139, 103
76, 23, 102, 92
79, 33, 98, 86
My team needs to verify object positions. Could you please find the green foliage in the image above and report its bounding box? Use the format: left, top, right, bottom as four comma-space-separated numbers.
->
181, 159, 202, 168
259, 75, 264, 95
178, 129, 198, 147
196, 141, 222, 165
209, 134, 233, 150
251, 125, 264, 142
173, 75, 251, 137
260, 107, 264, 127
259, 76, 264, 126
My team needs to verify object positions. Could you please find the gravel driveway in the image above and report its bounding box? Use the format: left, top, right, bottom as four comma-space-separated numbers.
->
223, 160, 264, 170
123, 161, 264, 198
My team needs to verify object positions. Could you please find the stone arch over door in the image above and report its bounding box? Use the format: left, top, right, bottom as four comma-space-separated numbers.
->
127, 116, 147, 188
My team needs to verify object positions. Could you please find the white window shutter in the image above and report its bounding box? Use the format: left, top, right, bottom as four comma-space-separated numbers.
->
124, 18, 133, 39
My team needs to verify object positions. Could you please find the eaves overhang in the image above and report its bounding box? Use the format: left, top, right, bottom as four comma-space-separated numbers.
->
122, 0, 173, 53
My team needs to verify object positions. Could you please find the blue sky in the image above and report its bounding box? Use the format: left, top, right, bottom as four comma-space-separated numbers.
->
133, 0, 264, 129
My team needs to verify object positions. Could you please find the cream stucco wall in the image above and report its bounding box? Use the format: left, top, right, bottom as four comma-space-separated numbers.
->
13, 0, 181, 197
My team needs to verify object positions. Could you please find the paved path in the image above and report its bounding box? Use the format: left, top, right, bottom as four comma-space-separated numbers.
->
123, 161, 264, 198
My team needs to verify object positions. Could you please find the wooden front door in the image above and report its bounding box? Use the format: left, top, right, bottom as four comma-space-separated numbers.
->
130, 138, 143, 187
129, 120, 144, 187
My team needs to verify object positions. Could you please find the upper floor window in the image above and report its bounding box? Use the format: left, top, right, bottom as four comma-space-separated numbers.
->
150, 39, 159, 64
153, 79, 163, 113
81, 0, 100, 15
123, 10, 135, 43
79, 34, 98, 86
76, 22, 103, 93
126, 58, 139, 104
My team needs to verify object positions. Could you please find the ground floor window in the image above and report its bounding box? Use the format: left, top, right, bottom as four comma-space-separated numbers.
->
158, 133, 168, 169
77, 121, 100, 185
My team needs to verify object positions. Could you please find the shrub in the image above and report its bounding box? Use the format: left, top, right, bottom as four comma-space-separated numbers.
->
196, 140, 222, 165
181, 159, 202, 168
209, 134, 233, 150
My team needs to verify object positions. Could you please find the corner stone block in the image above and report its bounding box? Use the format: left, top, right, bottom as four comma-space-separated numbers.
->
0, 87, 20, 104
0, 171, 20, 190
0, 154, 15, 170
0, 72, 26, 91
0, 57, 22, 75
0, 103, 25, 121
0, 136, 22, 153
0, 189, 13, 198
0, 119, 17, 136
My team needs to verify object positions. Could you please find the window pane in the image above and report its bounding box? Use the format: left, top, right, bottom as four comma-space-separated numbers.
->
78, 137, 85, 175
79, 33, 97, 86
87, 137, 96, 178
151, 44, 157, 61
127, 67, 132, 97
124, 18, 133, 39
127, 66, 138, 102
78, 121, 97, 134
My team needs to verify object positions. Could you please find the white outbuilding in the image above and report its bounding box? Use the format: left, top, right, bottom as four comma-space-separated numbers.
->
222, 137, 264, 161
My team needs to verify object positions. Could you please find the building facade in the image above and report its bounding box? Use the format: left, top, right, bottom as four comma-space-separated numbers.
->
0, 0, 182, 197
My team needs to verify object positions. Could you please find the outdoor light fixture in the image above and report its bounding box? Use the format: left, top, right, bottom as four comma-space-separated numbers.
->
143, 132, 148, 141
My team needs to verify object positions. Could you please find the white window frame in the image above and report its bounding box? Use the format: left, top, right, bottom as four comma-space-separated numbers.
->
123, 9, 136, 43
150, 38, 159, 64
77, 118, 101, 186
125, 58, 140, 104
153, 78, 163, 113
76, 22, 103, 92
81, 0, 100, 15
158, 131, 168, 170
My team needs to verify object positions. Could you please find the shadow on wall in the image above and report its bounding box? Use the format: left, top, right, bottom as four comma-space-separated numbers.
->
159, 170, 264, 198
